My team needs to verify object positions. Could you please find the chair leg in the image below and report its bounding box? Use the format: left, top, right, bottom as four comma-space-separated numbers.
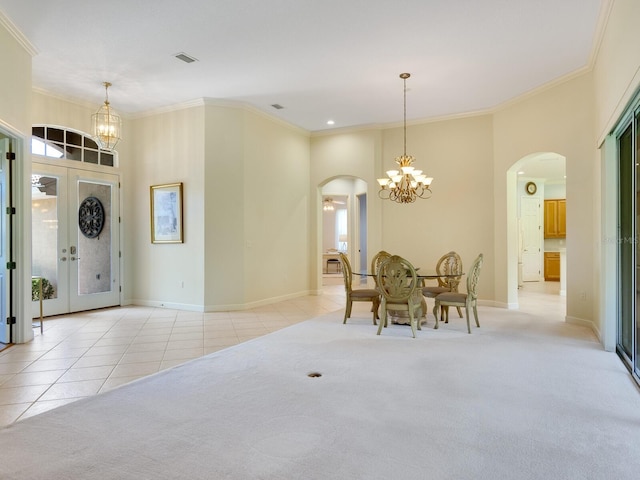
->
432, 302, 440, 329
371, 300, 379, 325
465, 307, 471, 334
408, 309, 416, 338
456, 306, 463, 318
473, 305, 480, 328
343, 300, 352, 324
376, 307, 387, 335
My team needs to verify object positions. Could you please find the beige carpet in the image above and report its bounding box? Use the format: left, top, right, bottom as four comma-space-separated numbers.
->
1, 304, 639, 479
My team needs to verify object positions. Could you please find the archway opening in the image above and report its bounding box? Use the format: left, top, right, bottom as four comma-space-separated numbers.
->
319, 176, 368, 288
508, 152, 566, 313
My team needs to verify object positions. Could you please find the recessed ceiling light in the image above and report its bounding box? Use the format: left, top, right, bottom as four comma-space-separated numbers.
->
327, 120, 335, 125
517, 171, 525, 175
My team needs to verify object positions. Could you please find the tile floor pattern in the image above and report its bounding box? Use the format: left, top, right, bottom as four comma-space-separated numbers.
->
0, 279, 564, 428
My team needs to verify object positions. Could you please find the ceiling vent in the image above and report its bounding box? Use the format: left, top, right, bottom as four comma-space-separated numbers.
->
174, 52, 198, 64
271, 104, 284, 110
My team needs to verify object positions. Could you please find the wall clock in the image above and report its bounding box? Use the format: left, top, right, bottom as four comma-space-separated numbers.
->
525, 181, 537, 195
78, 196, 105, 238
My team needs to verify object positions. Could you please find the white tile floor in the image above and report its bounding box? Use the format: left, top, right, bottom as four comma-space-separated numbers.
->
0, 278, 565, 428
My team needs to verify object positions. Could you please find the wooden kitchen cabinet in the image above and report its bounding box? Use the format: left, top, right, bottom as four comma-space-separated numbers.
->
544, 252, 560, 281
544, 199, 566, 238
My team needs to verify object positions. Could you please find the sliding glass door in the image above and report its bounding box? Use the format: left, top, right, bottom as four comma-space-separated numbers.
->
617, 109, 640, 380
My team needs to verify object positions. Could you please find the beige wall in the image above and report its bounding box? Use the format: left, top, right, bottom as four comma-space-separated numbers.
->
310, 130, 383, 288
129, 106, 206, 310
493, 74, 595, 320
203, 105, 310, 309
594, 0, 640, 144
0, 18, 31, 136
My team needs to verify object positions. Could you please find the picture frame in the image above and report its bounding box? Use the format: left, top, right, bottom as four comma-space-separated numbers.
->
150, 182, 184, 243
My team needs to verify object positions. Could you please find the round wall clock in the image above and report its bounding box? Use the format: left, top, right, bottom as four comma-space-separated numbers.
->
78, 196, 105, 238
525, 181, 537, 195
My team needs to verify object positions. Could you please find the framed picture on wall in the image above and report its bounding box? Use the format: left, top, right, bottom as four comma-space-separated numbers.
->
150, 182, 184, 243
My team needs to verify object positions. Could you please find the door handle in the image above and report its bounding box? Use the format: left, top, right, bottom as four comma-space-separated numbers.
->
60, 257, 67, 261
70, 256, 80, 261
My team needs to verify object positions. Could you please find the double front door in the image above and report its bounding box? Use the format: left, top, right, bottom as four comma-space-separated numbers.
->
32, 163, 120, 317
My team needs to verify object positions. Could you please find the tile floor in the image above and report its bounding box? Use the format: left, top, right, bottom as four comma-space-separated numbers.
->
0, 278, 564, 428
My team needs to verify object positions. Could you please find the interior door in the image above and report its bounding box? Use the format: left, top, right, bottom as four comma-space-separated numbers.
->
32, 163, 120, 316
521, 196, 542, 281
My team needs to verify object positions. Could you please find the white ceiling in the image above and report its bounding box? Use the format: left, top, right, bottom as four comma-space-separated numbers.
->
0, 0, 604, 133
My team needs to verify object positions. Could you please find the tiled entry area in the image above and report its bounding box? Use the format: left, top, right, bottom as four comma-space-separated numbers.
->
0, 288, 345, 427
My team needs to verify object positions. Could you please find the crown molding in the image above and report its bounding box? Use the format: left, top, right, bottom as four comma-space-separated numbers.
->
32, 86, 104, 113
0, 10, 37, 57
587, 0, 615, 71
132, 97, 309, 136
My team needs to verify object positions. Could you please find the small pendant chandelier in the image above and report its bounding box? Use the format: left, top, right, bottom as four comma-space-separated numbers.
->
378, 73, 433, 203
92, 82, 122, 151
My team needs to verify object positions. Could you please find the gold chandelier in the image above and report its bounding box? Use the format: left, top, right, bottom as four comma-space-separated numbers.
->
378, 73, 433, 203
92, 82, 122, 151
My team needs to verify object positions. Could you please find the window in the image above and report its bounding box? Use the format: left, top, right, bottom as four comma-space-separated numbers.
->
336, 208, 347, 252
31, 126, 116, 167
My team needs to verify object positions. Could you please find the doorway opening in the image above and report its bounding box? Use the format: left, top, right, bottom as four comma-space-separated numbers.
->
320, 176, 368, 288
510, 152, 567, 312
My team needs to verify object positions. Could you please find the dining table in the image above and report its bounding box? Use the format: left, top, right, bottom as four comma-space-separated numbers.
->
354, 270, 464, 325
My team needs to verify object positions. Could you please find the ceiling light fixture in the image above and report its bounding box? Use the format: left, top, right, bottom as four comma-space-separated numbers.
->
378, 73, 433, 203
92, 82, 122, 151
323, 198, 335, 211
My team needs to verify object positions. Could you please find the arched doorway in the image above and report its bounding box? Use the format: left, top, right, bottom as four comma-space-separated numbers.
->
508, 152, 566, 310
319, 176, 368, 287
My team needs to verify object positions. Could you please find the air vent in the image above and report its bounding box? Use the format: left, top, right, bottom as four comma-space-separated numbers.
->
271, 104, 284, 110
174, 52, 198, 64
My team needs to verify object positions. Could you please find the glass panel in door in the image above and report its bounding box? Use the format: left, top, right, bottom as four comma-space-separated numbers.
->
69, 173, 120, 312
32, 165, 69, 317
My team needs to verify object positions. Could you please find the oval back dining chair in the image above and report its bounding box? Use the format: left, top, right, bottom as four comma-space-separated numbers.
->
376, 255, 422, 338
422, 251, 463, 318
338, 253, 380, 325
370, 250, 392, 291
433, 253, 483, 333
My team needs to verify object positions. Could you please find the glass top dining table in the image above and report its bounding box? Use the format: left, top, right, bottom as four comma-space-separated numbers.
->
352, 271, 464, 325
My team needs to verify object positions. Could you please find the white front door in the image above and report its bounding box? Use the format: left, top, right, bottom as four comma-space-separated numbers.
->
521, 196, 542, 282
32, 163, 120, 316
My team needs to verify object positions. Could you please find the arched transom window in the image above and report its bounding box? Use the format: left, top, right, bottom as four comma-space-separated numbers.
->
32, 125, 116, 167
